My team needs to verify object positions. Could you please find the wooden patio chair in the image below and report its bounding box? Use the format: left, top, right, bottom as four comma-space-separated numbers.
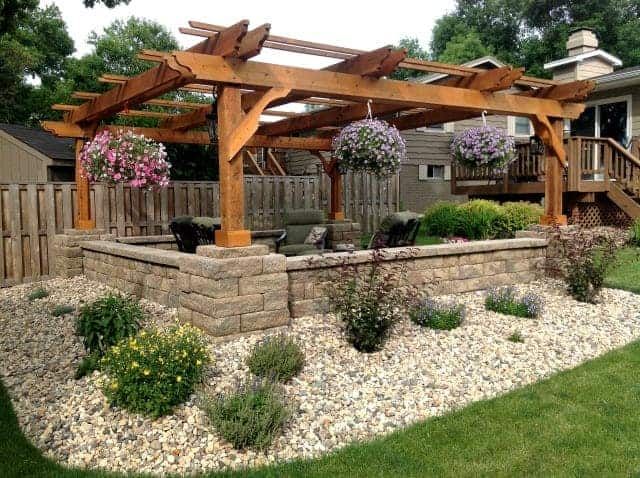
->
368, 211, 422, 249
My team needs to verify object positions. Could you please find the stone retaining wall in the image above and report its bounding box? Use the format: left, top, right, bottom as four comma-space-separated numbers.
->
286, 238, 548, 317
82, 241, 181, 307
54, 233, 548, 337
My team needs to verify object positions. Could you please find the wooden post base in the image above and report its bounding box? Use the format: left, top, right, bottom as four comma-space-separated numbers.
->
539, 214, 567, 226
215, 229, 252, 247
75, 218, 96, 230
328, 211, 345, 221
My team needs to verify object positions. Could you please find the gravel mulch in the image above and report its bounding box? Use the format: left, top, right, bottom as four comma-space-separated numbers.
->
1, 276, 640, 475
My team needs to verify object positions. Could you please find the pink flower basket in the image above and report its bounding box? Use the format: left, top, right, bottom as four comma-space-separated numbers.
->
80, 130, 171, 189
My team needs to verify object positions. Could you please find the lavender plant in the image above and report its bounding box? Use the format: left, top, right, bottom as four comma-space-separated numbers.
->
332, 119, 405, 177
409, 298, 465, 330
451, 125, 516, 171
485, 287, 542, 319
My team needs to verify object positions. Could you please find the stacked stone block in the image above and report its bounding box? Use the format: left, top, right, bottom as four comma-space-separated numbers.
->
177, 244, 290, 336
82, 241, 181, 307
286, 238, 548, 317
53, 229, 114, 278
325, 220, 361, 250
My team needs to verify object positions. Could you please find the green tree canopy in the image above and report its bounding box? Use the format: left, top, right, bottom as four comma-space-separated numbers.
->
439, 30, 494, 65
391, 37, 430, 80
431, 0, 640, 76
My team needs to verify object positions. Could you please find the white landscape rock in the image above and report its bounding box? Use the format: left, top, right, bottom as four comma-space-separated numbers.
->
1, 276, 640, 475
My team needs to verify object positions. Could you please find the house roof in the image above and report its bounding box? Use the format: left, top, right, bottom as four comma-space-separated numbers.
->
413, 56, 506, 84
0, 123, 75, 162
543, 49, 622, 70
592, 65, 640, 91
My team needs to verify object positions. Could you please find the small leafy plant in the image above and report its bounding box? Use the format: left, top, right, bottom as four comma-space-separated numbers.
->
75, 293, 143, 356
27, 287, 49, 301
74, 352, 101, 379
328, 248, 416, 352
409, 299, 465, 330
51, 304, 74, 317
247, 335, 304, 383
485, 287, 542, 319
508, 331, 524, 343
205, 380, 290, 450
629, 217, 640, 246
101, 325, 209, 417
558, 231, 617, 303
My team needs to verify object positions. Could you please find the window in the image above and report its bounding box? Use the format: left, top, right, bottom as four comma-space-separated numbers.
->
514, 117, 533, 137
419, 164, 450, 181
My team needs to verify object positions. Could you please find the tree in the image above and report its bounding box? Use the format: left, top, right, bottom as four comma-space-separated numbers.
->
391, 37, 430, 81
439, 30, 493, 64
431, 0, 640, 76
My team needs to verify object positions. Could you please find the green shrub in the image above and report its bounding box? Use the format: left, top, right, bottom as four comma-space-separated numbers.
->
247, 335, 304, 382
27, 287, 48, 301
457, 200, 503, 240
422, 201, 460, 237
51, 304, 74, 317
329, 248, 415, 352
75, 293, 143, 356
485, 287, 542, 318
495, 202, 543, 238
409, 299, 464, 330
101, 325, 209, 417
629, 217, 640, 246
205, 380, 290, 450
508, 331, 524, 343
74, 352, 101, 379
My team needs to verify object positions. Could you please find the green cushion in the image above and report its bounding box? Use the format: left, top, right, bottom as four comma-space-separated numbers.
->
286, 224, 312, 244
279, 244, 320, 256
192, 216, 221, 228
284, 209, 325, 225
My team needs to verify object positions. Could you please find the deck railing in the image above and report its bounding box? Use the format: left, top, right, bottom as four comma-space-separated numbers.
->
453, 136, 640, 196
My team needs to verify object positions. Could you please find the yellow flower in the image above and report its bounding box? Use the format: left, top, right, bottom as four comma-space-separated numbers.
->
110, 381, 119, 390
131, 361, 139, 369
143, 369, 151, 376
182, 351, 187, 358
176, 375, 182, 383
196, 360, 202, 366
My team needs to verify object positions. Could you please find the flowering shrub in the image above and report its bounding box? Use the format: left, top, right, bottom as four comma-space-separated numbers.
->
332, 119, 405, 177
485, 287, 542, 319
327, 248, 416, 352
80, 130, 170, 189
451, 125, 516, 171
101, 325, 209, 417
409, 299, 465, 330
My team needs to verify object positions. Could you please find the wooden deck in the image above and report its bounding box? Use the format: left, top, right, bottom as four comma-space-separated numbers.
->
452, 137, 640, 218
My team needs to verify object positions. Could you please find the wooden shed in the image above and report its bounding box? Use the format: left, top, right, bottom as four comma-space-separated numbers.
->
0, 124, 75, 182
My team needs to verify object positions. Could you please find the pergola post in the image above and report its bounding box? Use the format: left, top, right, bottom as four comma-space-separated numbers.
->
533, 116, 568, 226
74, 139, 95, 230
328, 170, 344, 221
215, 86, 252, 247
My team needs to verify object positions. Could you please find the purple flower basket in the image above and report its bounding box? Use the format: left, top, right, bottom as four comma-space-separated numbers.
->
451, 125, 516, 171
332, 119, 405, 177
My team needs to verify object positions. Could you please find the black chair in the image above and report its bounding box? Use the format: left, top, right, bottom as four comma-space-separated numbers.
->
368, 211, 422, 249
169, 216, 221, 253
275, 209, 327, 256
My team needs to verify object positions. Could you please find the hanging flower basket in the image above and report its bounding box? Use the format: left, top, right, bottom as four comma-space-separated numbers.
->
332, 119, 405, 177
80, 130, 171, 189
451, 125, 516, 171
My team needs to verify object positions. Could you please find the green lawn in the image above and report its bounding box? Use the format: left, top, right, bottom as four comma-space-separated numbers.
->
5, 339, 640, 477
605, 247, 640, 294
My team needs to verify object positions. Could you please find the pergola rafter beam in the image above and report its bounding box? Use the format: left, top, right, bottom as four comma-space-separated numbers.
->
257, 66, 525, 136
170, 52, 584, 119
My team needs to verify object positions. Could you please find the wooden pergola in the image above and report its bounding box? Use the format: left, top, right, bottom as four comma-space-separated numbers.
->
43, 19, 595, 247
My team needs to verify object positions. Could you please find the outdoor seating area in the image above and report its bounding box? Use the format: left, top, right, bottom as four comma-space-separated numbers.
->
5, 4, 640, 477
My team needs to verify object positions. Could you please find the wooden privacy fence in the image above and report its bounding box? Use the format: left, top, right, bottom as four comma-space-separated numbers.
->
0, 173, 398, 286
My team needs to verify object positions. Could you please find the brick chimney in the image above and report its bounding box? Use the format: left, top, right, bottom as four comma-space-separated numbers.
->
544, 28, 621, 82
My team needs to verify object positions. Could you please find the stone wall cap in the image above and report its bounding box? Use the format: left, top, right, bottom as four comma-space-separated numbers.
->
286, 238, 548, 271
80, 240, 183, 267
62, 228, 107, 236
196, 244, 269, 259
116, 235, 175, 245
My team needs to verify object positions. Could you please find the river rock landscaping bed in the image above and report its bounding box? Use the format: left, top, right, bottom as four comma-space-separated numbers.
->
1, 276, 640, 475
